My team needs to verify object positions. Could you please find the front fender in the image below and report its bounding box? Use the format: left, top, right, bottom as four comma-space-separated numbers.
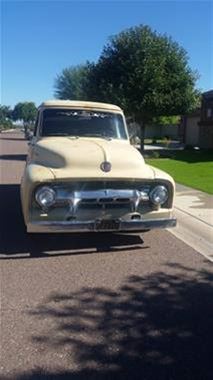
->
20, 164, 55, 224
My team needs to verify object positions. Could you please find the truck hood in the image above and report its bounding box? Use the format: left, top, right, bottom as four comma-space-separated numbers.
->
31, 137, 155, 180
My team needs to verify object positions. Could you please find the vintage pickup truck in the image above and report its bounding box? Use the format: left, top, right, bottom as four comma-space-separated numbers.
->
20, 100, 176, 233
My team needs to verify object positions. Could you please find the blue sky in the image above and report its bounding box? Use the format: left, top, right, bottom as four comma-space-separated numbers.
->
1, 0, 213, 107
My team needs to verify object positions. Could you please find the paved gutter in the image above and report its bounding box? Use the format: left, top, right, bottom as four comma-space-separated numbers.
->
168, 183, 213, 262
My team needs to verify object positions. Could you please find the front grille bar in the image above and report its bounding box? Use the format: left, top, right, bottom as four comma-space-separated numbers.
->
64, 189, 149, 215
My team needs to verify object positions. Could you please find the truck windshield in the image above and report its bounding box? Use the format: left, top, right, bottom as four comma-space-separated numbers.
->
41, 108, 128, 140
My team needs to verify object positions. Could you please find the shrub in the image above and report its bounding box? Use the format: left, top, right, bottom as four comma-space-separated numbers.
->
152, 136, 158, 144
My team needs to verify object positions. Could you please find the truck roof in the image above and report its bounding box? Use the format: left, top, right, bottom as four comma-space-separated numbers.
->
39, 100, 122, 112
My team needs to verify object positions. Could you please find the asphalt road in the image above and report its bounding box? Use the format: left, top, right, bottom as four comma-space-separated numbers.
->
0, 132, 213, 380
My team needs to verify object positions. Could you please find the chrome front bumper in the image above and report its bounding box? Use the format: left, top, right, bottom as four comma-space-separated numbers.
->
27, 218, 177, 233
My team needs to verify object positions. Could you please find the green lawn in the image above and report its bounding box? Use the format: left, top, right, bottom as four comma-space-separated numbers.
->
146, 150, 213, 194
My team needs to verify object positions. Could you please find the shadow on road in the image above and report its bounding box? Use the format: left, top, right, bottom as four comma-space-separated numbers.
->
0, 184, 145, 259
4, 267, 213, 380
0, 137, 26, 141
177, 190, 213, 211
144, 149, 213, 162
0, 154, 27, 161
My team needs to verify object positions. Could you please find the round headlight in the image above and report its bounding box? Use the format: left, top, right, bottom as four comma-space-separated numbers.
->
35, 186, 56, 208
150, 185, 168, 206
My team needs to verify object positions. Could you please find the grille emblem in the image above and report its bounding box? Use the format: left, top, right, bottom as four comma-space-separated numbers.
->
100, 161, 112, 172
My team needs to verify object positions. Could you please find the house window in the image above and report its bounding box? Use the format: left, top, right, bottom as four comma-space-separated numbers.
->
206, 108, 213, 118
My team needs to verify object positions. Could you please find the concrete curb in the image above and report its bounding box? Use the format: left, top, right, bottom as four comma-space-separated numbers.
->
168, 183, 213, 262
0, 129, 17, 133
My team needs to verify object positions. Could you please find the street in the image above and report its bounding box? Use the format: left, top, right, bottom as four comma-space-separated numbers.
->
0, 132, 213, 380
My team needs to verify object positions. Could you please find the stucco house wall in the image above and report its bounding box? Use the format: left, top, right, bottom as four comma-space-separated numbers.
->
185, 116, 200, 146
127, 121, 179, 140
198, 90, 213, 149
181, 90, 213, 149
199, 124, 213, 149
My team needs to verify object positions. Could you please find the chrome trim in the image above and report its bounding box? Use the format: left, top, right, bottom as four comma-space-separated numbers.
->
56, 189, 150, 215
27, 218, 177, 233
49, 180, 173, 209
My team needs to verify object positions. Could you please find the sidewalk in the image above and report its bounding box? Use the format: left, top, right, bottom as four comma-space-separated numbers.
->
144, 142, 184, 150
169, 183, 213, 261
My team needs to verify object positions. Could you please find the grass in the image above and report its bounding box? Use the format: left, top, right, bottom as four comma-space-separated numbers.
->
145, 150, 213, 194
144, 138, 171, 144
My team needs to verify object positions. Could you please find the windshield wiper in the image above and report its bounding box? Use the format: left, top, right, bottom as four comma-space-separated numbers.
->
44, 133, 112, 140
45, 133, 74, 137
83, 133, 112, 140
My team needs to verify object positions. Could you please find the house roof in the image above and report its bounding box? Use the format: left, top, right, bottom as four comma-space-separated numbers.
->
202, 90, 213, 99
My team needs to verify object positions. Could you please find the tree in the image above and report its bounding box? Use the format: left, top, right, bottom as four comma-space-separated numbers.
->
54, 63, 95, 100
0, 105, 13, 130
92, 25, 199, 150
12, 102, 37, 131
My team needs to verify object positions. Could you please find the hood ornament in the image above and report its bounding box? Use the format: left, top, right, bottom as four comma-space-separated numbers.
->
100, 161, 112, 172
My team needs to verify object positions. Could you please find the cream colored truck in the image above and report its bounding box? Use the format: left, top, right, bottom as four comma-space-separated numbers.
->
20, 100, 176, 233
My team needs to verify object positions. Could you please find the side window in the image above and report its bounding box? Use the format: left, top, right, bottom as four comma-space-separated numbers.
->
206, 107, 213, 119
34, 112, 40, 136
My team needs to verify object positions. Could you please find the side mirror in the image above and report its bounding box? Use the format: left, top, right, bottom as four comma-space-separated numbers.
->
29, 131, 34, 140
130, 135, 140, 147
27, 132, 35, 145
129, 133, 136, 145
26, 131, 33, 140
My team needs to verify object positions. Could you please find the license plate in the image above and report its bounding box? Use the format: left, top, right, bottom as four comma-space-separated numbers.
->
95, 219, 120, 231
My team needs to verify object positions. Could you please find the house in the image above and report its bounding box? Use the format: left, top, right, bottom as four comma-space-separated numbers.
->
179, 109, 200, 147
198, 90, 213, 149
180, 90, 213, 149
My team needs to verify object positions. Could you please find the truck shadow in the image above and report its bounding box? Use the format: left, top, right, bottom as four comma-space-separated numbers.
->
5, 267, 213, 380
0, 184, 146, 259
0, 154, 27, 161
